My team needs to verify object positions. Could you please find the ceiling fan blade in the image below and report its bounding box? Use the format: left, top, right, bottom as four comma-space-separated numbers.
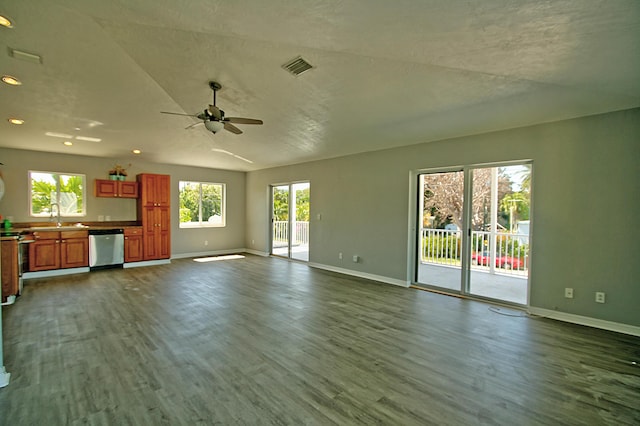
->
225, 117, 263, 125
223, 122, 243, 134
185, 121, 204, 130
161, 111, 198, 117
208, 105, 222, 120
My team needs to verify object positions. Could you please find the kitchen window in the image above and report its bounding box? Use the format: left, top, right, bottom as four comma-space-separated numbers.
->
179, 181, 226, 228
29, 171, 86, 217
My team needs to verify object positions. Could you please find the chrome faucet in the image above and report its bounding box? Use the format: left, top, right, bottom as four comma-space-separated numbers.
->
50, 203, 62, 227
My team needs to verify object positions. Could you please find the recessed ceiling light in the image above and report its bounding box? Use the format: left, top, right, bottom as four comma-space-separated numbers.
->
8, 118, 24, 125
2, 75, 21, 86
63, 141, 73, 146
132, 149, 141, 154
0, 15, 13, 28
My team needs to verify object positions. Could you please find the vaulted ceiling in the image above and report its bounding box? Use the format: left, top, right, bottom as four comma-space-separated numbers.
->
1, 0, 638, 171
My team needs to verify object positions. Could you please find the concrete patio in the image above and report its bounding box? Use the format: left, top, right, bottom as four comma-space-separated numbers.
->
417, 263, 528, 305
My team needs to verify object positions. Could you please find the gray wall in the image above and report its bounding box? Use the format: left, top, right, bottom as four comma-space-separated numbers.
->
0, 148, 246, 256
1, 108, 638, 327
245, 108, 640, 327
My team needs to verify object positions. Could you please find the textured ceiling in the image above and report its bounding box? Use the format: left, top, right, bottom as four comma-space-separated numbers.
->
0, 0, 638, 171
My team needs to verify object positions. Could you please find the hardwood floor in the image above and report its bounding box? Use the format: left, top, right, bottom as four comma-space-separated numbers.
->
1, 255, 639, 425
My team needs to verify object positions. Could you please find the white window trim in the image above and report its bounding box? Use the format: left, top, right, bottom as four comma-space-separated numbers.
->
28, 170, 87, 218
179, 181, 226, 228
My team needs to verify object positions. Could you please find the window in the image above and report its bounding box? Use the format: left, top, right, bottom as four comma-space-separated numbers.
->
179, 181, 226, 228
29, 171, 86, 217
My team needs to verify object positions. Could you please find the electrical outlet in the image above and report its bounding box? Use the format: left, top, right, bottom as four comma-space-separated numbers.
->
204, 240, 208, 246
251, 239, 255, 245
564, 288, 574, 298
352, 255, 359, 263
595, 292, 606, 303
98, 215, 104, 222
338, 252, 343, 260
317, 213, 322, 220
105, 215, 111, 221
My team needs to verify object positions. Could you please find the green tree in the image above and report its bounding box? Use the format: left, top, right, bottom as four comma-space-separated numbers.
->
179, 182, 200, 223
500, 192, 530, 231
59, 175, 84, 214
295, 187, 310, 221
273, 188, 289, 221
31, 180, 56, 215
201, 183, 222, 221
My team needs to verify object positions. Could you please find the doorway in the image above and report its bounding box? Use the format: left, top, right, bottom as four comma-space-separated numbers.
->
271, 182, 310, 261
415, 163, 531, 305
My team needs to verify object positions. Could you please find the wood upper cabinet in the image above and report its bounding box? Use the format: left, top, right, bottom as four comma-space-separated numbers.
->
124, 227, 144, 263
137, 173, 171, 260
95, 179, 139, 198
1, 238, 19, 302
29, 230, 89, 271
138, 174, 170, 207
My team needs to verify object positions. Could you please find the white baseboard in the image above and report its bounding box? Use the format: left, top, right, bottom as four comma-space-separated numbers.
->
23, 267, 89, 279
528, 307, 640, 337
243, 249, 270, 257
171, 248, 248, 260
308, 262, 410, 288
0, 367, 10, 388
123, 259, 171, 268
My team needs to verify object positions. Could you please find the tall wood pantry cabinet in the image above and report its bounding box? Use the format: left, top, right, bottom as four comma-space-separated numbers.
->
136, 173, 171, 260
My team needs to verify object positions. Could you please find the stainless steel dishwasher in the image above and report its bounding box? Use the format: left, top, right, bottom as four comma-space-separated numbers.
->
89, 229, 124, 270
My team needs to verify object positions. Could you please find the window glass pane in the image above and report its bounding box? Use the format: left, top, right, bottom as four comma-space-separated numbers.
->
179, 181, 200, 225
30, 172, 56, 216
201, 183, 223, 225
179, 181, 226, 227
30, 171, 86, 217
59, 174, 84, 215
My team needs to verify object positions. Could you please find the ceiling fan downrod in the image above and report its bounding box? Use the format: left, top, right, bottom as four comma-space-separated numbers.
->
209, 81, 222, 106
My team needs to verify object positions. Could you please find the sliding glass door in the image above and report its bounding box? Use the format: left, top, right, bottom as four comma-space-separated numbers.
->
415, 163, 531, 305
468, 165, 530, 304
416, 170, 464, 292
271, 182, 310, 261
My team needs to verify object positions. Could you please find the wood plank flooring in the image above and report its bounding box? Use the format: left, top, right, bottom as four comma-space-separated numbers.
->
1, 254, 639, 425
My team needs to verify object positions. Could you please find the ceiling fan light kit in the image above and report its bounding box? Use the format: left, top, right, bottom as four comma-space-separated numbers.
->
204, 120, 225, 133
161, 81, 263, 135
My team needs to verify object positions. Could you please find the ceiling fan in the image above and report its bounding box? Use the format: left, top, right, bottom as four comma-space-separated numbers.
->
161, 81, 263, 134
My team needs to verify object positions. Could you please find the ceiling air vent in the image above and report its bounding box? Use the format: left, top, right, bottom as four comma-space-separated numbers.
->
282, 56, 313, 76
8, 48, 42, 64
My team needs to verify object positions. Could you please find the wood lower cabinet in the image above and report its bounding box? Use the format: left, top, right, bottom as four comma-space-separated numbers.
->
29, 232, 61, 271
29, 230, 88, 271
1, 238, 19, 302
137, 173, 171, 260
124, 227, 144, 263
141, 206, 170, 260
94, 179, 139, 198
61, 231, 89, 268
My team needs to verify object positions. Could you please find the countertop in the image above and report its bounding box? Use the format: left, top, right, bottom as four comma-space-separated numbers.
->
1, 223, 142, 237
